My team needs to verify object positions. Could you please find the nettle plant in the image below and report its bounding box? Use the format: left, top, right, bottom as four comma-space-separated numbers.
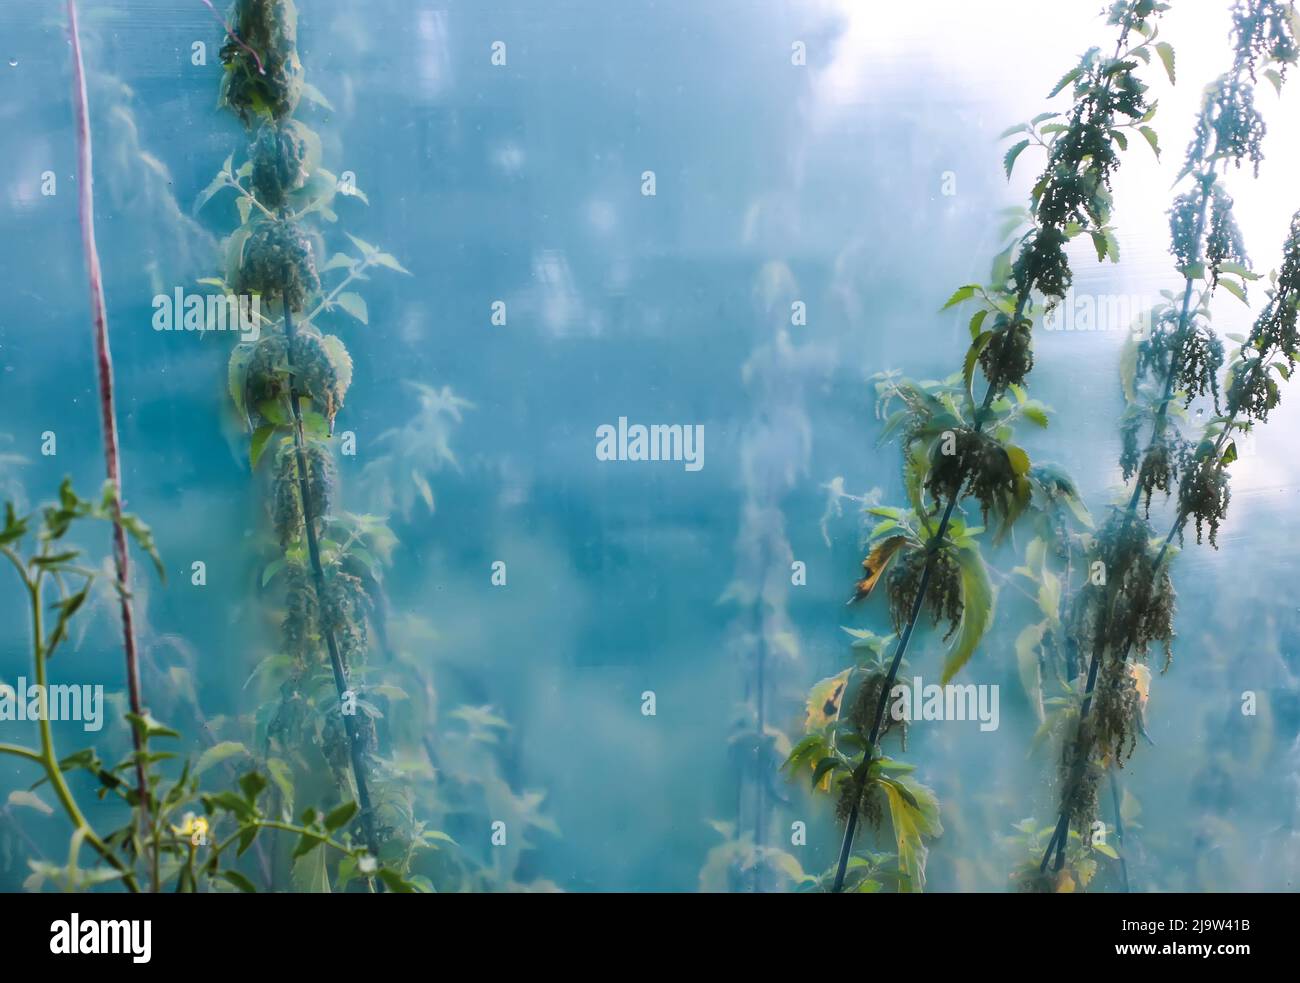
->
197, 0, 557, 893
195, 0, 433, 886
784, 0, 1171, 894
0, 483, 396, 892
1021, 0, 1300, 892
0, 0, 410, 895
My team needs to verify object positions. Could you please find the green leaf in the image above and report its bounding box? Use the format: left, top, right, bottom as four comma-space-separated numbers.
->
1218, 277, 1248, 305
1138, 125, 1160, 159
261, 557, 287, 587
1093, 841, 1120, 860
345, 233, 378, 256
324, 800, 359, 832
238, 770, 267, 803
335, 292, 369, 324
250, 424, 276, 470
192, 155, 233, 215
290, 844, 331, 893
1015, 621, 1048, 723
1005, 445, 1031, 476
1154, 42, 1175, 84
941, 284, 979, 311
941, 541, 994, 684
371, 252, 412, 275
125, 712, 180, 741
292, 832, 325, 859
963, 332, 993, 410
1089, 230, 1109, 263
1022, 401, 1050, 427
194, 741, 248, 777
878, 774, 943, 893
377, 868, 416, 893
811, 756, 845, 789
1047, 66, 1081, 98
1003, 139, 1030, 179
321, 253, 354, 272
220, 870, 257, 893
228, 342, 257, 426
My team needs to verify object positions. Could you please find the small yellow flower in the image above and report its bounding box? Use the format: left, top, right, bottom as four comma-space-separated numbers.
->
172, 812, 209, 847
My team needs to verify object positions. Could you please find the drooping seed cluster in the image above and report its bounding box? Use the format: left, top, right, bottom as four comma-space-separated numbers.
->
236, 219, 320, 312
887, 544, 963, 641
219, 0, 304, 123
925, 428, 1020, 524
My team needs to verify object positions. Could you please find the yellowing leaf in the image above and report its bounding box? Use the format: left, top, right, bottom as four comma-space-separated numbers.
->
804, 668, 851, 731
1129, 662, 1151, 708
879, 774, 943, 892
851, 536, 908, 603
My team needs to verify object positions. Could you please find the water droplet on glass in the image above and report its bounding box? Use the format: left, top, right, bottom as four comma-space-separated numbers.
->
7, 59, 17, 68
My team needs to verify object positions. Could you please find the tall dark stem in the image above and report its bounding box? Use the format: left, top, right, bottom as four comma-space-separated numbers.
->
66, 0, 155, 892
1042, 163, 1220, 875
280, 288, 381, 861
831, 348, 1009, 892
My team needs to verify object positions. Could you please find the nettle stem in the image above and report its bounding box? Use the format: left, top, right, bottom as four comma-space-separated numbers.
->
831, 335, 1011, 893
1042, 139, 1232, 877
66, 0, 154, 891
280, 287, 381, 862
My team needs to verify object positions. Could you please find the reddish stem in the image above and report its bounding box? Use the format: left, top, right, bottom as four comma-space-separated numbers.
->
200, 0, 266, 75
66, 0, 155, 891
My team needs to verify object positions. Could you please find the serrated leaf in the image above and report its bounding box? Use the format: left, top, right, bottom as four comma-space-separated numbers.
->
1154, 41, 1175, 84
1218, 277, 1248, 305
335, 292, 368, 324
345, 234, 377, 256
850, 536, 908, 604
1003, 139, 1030, 179
371, 252, 412, 275
879, 775, 943, 893
1138, 125, 1160, 159
1048, 66, 1082, 99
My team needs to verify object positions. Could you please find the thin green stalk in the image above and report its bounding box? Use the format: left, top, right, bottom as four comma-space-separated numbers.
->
24, 568, 139, 892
